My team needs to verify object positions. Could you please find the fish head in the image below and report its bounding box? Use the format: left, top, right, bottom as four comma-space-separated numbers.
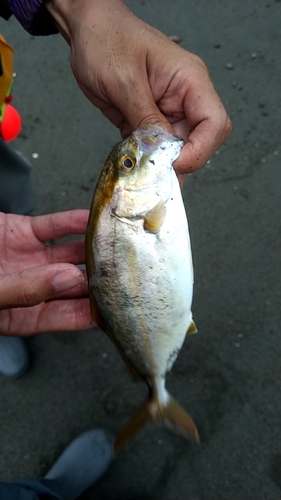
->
109, 126, 184, 217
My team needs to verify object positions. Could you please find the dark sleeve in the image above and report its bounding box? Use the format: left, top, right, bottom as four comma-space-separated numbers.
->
3, 0, 58, 35
0, 0, 12, 20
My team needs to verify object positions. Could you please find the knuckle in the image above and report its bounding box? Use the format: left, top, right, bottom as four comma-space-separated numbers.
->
138, 114, 166, 129
191, 53, 209, 74
20, 281, 44, 307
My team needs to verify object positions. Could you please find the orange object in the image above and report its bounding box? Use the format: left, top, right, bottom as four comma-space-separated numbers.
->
0, 34, 13, 105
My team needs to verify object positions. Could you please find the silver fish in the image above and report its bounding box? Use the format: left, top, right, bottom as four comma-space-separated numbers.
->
86, 126, 198, 452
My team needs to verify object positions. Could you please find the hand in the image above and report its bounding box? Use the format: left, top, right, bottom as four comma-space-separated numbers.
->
46, 0, 231, 175
0, 210, 93, 336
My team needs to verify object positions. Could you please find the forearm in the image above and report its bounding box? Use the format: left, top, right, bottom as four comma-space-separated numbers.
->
3, 0, 132, 39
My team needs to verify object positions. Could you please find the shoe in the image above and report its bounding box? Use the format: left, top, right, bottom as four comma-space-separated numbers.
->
0, 336, 30, 378
44, 429, 113, 499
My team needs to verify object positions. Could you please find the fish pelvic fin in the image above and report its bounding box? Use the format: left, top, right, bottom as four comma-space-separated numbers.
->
114, 393, 199, 454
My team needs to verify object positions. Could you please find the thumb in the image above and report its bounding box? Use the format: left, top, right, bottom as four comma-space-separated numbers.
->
114, 77, 174, 137
0, 264, 85, 310
127, 95, 173, 135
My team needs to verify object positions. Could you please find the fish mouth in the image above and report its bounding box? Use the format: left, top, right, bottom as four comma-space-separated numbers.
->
133, 126, 184, 156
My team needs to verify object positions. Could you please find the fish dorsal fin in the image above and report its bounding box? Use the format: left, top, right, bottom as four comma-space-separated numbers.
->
187, 320, 198, 335
144, 199, 166, 234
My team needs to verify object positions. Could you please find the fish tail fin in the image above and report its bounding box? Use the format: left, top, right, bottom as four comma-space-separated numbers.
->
114, 401, 151, 454
114, 394, 199, 454
161, 395, 199, 442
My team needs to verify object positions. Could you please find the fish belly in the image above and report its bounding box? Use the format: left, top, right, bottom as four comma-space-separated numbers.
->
90, 175, 193, 380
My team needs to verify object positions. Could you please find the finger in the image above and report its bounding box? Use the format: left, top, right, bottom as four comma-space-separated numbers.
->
31, 210, 90, 242
122, 93, 174, 138
174, 117, 232, 174
37, 298, 93, 333
0, 298, 94, 336
50, 270, 89, 299
101, 49, 174, 136
119, 87, 174, 138
0, 264, 86, 310
46, 240, 85, 265
83, 80, 174, 139
173, 88, 232, 173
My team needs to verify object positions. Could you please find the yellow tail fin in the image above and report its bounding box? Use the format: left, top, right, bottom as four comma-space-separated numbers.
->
114, 394, 199, 454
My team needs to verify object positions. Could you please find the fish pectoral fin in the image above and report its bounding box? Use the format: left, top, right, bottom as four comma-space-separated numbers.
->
114, 393, 199, 455
144, 199, 166, 233
186, 320, 198, 335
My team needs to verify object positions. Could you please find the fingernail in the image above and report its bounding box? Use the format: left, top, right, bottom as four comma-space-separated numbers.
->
52, 269, 85, 292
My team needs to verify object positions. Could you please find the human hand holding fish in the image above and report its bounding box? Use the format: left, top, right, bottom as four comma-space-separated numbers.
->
46, 0, 231, 176
0, 210, 93, 336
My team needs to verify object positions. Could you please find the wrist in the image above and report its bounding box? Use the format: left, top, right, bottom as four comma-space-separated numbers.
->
45, 0, 130, 44
45, 0, 76, 42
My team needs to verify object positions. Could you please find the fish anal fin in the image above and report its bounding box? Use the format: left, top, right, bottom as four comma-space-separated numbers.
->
114, 393, 199, 455
187, 320, 198, 336
144, 200, 166, 234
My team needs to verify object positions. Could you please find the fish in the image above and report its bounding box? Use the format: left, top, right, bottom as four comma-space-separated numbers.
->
86, 126, 199, 452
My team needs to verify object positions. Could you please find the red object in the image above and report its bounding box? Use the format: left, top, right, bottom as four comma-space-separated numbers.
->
0, 104, 22, 141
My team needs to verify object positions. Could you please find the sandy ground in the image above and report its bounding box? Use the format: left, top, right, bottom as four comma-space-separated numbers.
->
0, 1, 280, 499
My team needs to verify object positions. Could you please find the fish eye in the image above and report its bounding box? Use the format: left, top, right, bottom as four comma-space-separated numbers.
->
117, 154, 136, 174
124, 158, 133, 168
